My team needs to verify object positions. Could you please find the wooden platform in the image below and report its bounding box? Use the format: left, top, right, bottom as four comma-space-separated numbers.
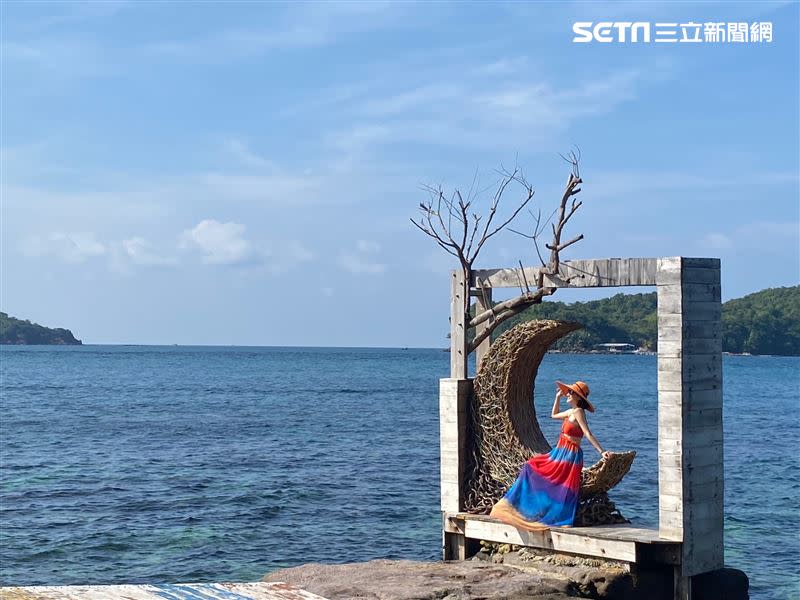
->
0, 582, 327, 600
445, 513, 681, 565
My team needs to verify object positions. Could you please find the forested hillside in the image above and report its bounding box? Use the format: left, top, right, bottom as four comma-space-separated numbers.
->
0, 313, 82, 345
487, 286, 799, 356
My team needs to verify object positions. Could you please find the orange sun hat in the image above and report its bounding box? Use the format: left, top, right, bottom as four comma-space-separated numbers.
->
556, 380, 596, 413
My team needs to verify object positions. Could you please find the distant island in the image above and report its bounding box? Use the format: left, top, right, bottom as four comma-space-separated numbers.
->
0, 312, 82, 345
490, 286, 799, 357
3, 286, 797, 353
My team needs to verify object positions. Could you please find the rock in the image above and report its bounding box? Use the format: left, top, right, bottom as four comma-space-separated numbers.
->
263, 558, 579, 600
692, 568, 749, 600
499, 549, 634, 599
263, 558, 749, 600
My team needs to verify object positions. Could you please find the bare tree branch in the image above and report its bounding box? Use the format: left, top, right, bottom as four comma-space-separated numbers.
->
411, 150, 586, 356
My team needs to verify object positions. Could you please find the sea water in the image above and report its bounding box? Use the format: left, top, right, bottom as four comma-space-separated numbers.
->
1, 346, 797, 599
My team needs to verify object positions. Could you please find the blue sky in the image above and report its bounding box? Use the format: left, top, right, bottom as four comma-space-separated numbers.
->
2, 1, 798, 347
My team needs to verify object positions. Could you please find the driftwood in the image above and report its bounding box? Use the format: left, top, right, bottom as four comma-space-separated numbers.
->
464, 319, 635, 525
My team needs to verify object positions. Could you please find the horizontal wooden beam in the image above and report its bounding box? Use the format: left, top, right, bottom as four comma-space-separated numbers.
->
472, 258, 659, 289
444, 513, 679, 563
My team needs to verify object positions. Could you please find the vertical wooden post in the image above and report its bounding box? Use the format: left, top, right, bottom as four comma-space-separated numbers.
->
656, 257, 684, 541
657, 257, 724, 597
674, 567, 692, 600
680, 258, 724, 577
474, 285, 493, 373
450, 269, 468, 379
440, 378, 471, 560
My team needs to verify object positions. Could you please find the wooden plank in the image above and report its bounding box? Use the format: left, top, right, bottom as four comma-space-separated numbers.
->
685, 497, 724, 522
683, 321, 722, 340
440, 449, 462, 477
684, 389, 722, 411
679, 338, 722, 355
684, 524, 724, 575
658, 427, 722, 448
681, 268, 721, 285
658, 390, 722, 413
659, 525, 683, 542
659, 507, 683, 541
471, 266, 545, 289
685, 479, 723, 502
683, 553, 723, 579
658, 404, 721, 430
674, 301, 722, 320
440, 481, 460, 510
456, 515, 678, 544
682, 258, 720, 269
661, 339, 725, 358
685, 514, 724, 536
657, 313, 683, 328
681, 283, 721, 302
439, 379, 470, 513
660, 463, 718, 484
686, 407, 723, 428
458, 517, 639, 562
674, 569, 692, 600
657, 286, 683, 315
450, 270, 467, 379
659, 478, 683, 498
656, 258, 682, 285
657, 369, 721, 392
658, 460, 683, 484
660, 443, 723, 468
659, 493, 683, 513
473, 284, 492, 372
443, 530, 467, 560
472, 258, 658, 289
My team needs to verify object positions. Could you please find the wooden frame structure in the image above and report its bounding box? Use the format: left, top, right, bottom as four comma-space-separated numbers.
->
440, 257, 723, 600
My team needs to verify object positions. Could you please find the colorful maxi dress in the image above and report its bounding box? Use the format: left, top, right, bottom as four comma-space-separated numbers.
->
489, 418, 584, 530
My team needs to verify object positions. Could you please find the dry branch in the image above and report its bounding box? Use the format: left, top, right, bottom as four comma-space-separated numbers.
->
411, 151, 586, 357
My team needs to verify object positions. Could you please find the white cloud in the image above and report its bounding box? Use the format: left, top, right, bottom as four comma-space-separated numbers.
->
222, 139, 275, 170
338, 240, 385, 275
322, 62, 675, 155
178, 220, 314, 270
141, 2, 408, 63
121, 237, 178, 267
180, 219, 258, 265
21, 232, 106, 263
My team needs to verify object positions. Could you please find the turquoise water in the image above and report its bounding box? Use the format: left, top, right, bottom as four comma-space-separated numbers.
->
0, 346, 797, 599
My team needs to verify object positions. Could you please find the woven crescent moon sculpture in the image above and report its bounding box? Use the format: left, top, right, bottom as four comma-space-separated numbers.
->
464, 319, 636, 524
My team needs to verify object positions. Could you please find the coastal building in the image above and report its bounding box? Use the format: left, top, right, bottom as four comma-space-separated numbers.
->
595, 342, 636, 353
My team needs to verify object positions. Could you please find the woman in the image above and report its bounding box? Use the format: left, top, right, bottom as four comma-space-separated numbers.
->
489, 380, 611, 530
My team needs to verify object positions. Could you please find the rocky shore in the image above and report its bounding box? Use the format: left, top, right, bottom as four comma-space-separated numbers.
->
263, 545, 748, 600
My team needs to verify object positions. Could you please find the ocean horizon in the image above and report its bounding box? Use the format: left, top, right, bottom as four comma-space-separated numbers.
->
1, 345, 798, 600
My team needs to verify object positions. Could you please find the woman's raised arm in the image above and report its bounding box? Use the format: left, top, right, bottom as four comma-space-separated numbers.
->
551, 388, 571, 419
